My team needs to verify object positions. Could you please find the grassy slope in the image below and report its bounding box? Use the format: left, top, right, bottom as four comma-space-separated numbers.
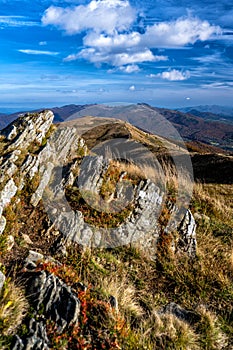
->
0, 120, 232, 349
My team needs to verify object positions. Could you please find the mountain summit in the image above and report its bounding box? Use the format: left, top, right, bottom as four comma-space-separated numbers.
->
0, 111, 232, 349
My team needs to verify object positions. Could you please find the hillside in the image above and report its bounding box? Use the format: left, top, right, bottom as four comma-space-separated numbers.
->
1, 103, 233, 152
179, 105, 233, 118
177, 106, 233, 125
0, 111, 232, 349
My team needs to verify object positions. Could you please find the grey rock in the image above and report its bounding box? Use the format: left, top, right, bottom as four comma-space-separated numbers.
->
6, 124, 17, 141
0, 215, 6, 234
39, 126, 81, 164
30, 162, 54, 206
0, 150, 21, 183
0, 178, 17, 216
12, 318, 49, 350
2, 111, 54, 150
49, 155, 197, 257
160, 302, 200, 325
25, 250, 44, 269
29, 126, 86, 206
54, 210, 89, 244
11, 335, 24, 350
177, 209, 197, 257
111, 179, 163, 249
21, 155, 40, 180
51, 237, 67, 257
0, 270, 5, 291
78, 155, 109, 193
26, 270, 80, 331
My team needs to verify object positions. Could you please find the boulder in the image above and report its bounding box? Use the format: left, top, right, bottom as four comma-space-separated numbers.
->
177, 209, 197, 257
12, 318, 49, 350
26, 270, 80, 331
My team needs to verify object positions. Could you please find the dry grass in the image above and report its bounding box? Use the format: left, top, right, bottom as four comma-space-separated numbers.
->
101, 273, 143, 319
0, 279, 28, 336
193, 183, 233, 222
196, 306, 228, 350
133, 311, 200, 350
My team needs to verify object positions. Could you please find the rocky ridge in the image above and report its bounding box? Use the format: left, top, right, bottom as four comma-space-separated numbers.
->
0, 111, 198, 349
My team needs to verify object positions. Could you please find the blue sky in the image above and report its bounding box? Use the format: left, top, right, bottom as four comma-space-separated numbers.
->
0, 0, 233, 111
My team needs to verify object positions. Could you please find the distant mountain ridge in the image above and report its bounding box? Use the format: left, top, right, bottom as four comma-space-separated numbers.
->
0, 103, 233, 151
177, 105, 233, 124
178, 105, 233, 116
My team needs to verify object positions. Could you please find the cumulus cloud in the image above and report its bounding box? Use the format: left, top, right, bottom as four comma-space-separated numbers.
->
42, 0, 221, 71
83, 31, 141, 50
143, 17, 220, 47
42, 0, 136, 35
158, 69, 190, 81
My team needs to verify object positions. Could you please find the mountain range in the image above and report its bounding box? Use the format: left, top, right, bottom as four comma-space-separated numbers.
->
0, 110, 232, 349
0, 103, 233, 152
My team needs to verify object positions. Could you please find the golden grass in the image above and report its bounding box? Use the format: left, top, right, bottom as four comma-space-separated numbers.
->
0, 279, 28, 336
101, 273, 143, 319
196, 306, 228, 350
193, 183, 233, 222
132, 311, 200, 350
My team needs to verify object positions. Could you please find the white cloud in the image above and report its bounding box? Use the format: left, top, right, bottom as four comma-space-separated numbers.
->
158, 69, 190, 81
0, 15, 39, 27
111, 50, 164, 66
129, 85, 135, 91
39, 41, 47, 46
143, 17, 221, 48
109, 64, 140, 73
192, 52, 223, 64
42, 1, 221, 71
65, 48, 167, 66
83, 31, 141, 49
42, 0, 136, 35
120, 65, 140, 73
18, 49, 59, 56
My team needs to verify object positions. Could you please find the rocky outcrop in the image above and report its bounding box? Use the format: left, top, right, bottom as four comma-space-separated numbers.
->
2, 111, 54, 149
0, 111, 196, 257
177, 209, 197, 257
0, 111, 87, 238
13, 250, 81, 349
0, 150, 21, 183
0, 178, 18, 216
26, 270, 80, 331
0, 111, 201, 349
12, 319, 49, 350
49, 154, 196, 256
0, 111, 55, 237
